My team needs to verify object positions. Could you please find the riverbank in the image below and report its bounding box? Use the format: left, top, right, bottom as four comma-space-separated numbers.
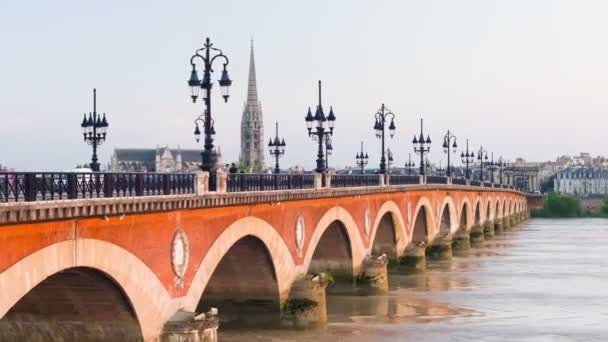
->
531, 193, 608, 218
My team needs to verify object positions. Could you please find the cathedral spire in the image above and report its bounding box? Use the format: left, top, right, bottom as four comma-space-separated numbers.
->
246, 39, 258, 106
240, 38, 265, 172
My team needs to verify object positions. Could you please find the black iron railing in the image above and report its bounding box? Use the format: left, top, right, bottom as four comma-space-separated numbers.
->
0, 172, 195, 203
470, 180, 482, 187
331, 174, 381, 188
426, 176, 448, 184
452, 178, 468, 186
389, 175, 420, 185
227, 173, 315, 192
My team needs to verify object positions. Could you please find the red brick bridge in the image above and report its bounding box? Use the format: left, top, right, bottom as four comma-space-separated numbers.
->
0, 172, 529, 341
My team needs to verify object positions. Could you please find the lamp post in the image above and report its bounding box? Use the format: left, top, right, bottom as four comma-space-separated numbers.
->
355, 141, 369, 174
495, 156, 505, 184
460, 139, 475, 180
387, 149, 394, 174
477, 146, 489, 181
268, 122, 286, 174
488, 152, 496, 183
437, 160, 445, 175
373, 104, 396, 174
305, 80, 336, 173
412, 118, 431, 176
80, 88, 109, 172
325, 136, 333, 170
405, 153, 416, 175
441, 130, 457, 177
188, 37, 232, 175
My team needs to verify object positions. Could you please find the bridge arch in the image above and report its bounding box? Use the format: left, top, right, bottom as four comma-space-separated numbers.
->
411, 197, 435, 243
196, 235, 281, 326
304, 206, 365, 276
1, 266, 143, 340
438, 196, 458, 236
473, 199, 482, 226
459, 199, 472, 230
485, 197, 493, 222
0, 239, 170, 340
369, 200, 407, 260
495, 199, 502, 219
184, 216, 295, 312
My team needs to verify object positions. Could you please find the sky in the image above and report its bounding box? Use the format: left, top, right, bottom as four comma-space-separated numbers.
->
1, 0, 607, 171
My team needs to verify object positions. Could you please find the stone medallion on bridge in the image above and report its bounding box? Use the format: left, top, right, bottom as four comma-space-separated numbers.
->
295, 216, 305, 257
171, 228, 189, 289
364, 208, 370, 239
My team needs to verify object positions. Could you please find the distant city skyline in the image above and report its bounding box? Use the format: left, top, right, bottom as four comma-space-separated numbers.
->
1, 0, 607, 171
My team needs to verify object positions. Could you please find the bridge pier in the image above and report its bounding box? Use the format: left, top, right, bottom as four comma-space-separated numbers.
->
494, 218, 503, 235
470, 224, 484, 246
452, 226, 471, 252
427, 236, 453, 261
161, 310, 219, 342
399, 242, 426, 273
356, 255, 389, 295
483, 220, 495, 239
503, 216, 511, 230
282, 276, 328, 329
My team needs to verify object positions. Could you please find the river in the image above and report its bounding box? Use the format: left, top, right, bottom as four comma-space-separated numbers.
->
221, 219, 608, 341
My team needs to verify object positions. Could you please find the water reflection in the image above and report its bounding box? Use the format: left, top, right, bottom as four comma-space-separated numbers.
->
221, 219, 608, 342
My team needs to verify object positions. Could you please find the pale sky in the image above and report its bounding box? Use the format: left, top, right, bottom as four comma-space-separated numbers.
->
1, 0, 607, 171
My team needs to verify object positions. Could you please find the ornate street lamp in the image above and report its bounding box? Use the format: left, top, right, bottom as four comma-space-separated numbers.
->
442, 130, 457, 177
495, 156, 505, 184
460, 139, 475, 180
305, 80, 335, 173
373, 104, 396, 174
80, 88, 109, 172
387, 149, 394, 174
355, 141, 369, 174
405, 153, 416, 175
488, 152, 496, 183
412, 118, 431, 176
477, 146, 489, 181
325, 137, 333, 170
268, 122, 286, 174
188, 37, 232, 176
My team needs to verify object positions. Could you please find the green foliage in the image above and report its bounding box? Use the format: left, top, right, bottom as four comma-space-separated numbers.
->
590, 199, 608, 218
531, 193, 582, 218
234, 162, 253, 174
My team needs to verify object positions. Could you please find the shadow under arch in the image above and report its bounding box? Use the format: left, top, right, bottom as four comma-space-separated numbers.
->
438, 203, 452, 237
411, 202, 433, 244
0, 266, 143, 341
371, 212, 398, 260
473, 200, 481, 226
196, 235, 281, 327
459, 201, 470, 229
184, 216, 295, 313
308, 220, 353, 281
485, 198, 493, 222
303, 206, 365, 277
0, 239, 172, 340
369, 200, 407, 261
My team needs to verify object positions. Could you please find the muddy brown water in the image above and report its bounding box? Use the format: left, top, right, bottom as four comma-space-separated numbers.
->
221, 219, 608, 341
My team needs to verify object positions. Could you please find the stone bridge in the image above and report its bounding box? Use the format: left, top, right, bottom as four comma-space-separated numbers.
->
0, 174, 528, 341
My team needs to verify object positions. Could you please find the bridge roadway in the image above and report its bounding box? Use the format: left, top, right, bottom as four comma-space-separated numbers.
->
0, 172, 529, 341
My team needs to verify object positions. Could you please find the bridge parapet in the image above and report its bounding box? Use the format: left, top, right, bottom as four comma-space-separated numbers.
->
1, 175, 525, 225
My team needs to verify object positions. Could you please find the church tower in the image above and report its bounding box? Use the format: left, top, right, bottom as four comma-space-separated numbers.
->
239, 39, 265, 172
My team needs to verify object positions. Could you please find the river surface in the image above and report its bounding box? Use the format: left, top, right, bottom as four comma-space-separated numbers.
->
221, 219, 608, 342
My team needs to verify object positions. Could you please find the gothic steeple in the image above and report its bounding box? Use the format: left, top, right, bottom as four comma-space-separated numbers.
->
246, 38, 259, 106
239, 39, 265, 172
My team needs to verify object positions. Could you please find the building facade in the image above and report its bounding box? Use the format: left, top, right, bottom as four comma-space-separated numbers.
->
554, 167, 608, 196
110, 146, 220, 173
239, 40, 265, 172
